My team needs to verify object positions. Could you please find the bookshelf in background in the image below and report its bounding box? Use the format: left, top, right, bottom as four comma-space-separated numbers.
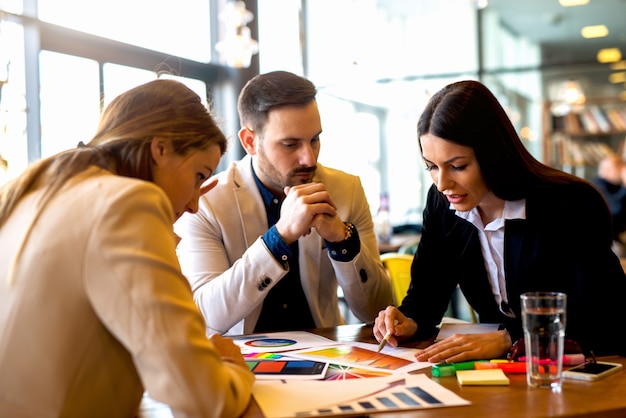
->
543, 98, 626, 180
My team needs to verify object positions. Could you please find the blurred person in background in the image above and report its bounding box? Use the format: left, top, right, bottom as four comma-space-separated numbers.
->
591, 153, 626, 256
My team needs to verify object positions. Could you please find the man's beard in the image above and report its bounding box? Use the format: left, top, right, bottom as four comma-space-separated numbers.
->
257, 148, 317, 192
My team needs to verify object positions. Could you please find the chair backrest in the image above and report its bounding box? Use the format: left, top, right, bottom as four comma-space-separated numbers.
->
380, 253, 414, 306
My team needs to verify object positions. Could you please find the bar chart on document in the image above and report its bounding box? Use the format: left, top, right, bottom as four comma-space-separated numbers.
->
252, 374, 470, 417
297, 376, 460, 416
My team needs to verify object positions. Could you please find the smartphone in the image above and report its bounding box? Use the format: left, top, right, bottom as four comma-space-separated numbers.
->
563, 361, 623, 381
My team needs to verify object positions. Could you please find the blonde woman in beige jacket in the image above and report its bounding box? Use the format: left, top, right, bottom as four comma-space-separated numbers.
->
0, 79, 254, 418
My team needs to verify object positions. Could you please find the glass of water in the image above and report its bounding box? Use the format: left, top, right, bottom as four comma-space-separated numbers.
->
520, 292, 567, 390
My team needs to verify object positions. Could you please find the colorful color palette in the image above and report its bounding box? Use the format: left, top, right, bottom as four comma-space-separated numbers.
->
245, 338, 297, 348
324, 364, 393, 380
245, 359, 329, 380
288, 344, 423, 373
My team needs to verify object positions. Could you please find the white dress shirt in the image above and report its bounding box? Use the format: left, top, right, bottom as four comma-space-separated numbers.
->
454, 199, 526, 317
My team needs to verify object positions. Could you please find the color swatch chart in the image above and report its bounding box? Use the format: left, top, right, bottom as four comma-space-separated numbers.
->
288, 344, 424, 374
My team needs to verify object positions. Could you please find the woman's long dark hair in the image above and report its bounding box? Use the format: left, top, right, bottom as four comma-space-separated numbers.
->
417, 80, 581, 200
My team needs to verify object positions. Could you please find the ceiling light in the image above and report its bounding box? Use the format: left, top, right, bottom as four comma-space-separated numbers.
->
215, 1, 259, 69
472, 0, 488, 9
581, 25, 608, 39
557, 80, 586, 105
559, 0, 589, 6
597, 48, 623, 63
609, 72, 626, 84
520, 126, 536, 141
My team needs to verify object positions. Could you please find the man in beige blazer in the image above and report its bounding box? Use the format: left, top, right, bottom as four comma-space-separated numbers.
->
175, 71, 393, 335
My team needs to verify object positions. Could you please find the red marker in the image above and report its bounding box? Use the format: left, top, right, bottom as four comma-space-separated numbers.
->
518, 354, 585, 366
475, 361, 527, 373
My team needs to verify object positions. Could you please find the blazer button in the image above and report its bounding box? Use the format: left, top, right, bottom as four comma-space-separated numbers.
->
359, 269, 368, 283
258, 277, 272, 291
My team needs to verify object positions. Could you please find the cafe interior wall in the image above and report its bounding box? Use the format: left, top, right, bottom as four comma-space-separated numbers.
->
1, 0, 622, 229
258, 0, 545, 228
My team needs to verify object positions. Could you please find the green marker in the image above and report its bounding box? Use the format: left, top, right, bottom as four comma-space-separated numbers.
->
431, 361, 475, 377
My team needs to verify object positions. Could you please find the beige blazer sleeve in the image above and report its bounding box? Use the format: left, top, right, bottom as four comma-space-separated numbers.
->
175, 156, 393, 335
84, 179, 254, 417
0, 170, 253, 418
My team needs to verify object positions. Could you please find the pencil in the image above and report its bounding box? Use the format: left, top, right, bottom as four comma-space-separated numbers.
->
376, 330, 393, 353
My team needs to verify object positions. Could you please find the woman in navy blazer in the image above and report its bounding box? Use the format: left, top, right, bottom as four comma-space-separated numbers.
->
374, 80, 626, 363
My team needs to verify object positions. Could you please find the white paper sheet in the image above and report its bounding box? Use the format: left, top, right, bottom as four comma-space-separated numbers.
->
351, 341, 428, 362
231, 331, 337, 354
253, 373, 471, 417
435, 322, 501, 342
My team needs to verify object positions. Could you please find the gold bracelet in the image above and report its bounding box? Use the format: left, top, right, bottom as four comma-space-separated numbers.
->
343, 222, 354, 241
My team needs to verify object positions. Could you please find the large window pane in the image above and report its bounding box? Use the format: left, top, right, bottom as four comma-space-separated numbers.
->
305, 0, 477, 87
102, 63, 208, 108
38, 0, 212, 63
160, 73, 208, 107
0, 0, 22, 13
306, 0, 478, 226
39, 51, 100, 157
257, 0, 303, 74
102, 63, 157, 108
0, 18, 27, 184
317, 98, 382, 208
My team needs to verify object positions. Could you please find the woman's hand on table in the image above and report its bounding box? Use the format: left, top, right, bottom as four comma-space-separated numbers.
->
415, 330, 512, 363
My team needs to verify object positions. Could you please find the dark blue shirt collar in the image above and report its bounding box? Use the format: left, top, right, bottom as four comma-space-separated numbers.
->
251, 160, 282, 208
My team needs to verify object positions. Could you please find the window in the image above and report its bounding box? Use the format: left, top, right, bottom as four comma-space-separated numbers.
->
39, 51, 100, 157
0, 1, 217, 186
0, 16, 27, 181
303, 0, 479, 226
38, 0, 212, 63
102, 63, 158, 108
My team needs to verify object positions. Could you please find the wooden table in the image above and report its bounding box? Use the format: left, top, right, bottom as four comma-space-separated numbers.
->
242, 323, 626, 418
139, 323, 626, 417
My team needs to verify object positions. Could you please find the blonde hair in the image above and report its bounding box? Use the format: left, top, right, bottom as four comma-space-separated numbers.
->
0, 79, 227, 228
1, 79, 227, 285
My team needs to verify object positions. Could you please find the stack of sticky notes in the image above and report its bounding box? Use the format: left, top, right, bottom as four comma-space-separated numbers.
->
456, 369, 510, 385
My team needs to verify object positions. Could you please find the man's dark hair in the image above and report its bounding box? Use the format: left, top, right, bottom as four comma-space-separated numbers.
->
237, 71, 317, 134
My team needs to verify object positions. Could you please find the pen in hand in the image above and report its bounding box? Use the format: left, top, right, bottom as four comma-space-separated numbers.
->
376, 331, 393, 353
376, 319, 398, 353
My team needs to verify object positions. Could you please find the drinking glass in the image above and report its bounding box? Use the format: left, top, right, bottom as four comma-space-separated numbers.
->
520, 292, 567, 390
